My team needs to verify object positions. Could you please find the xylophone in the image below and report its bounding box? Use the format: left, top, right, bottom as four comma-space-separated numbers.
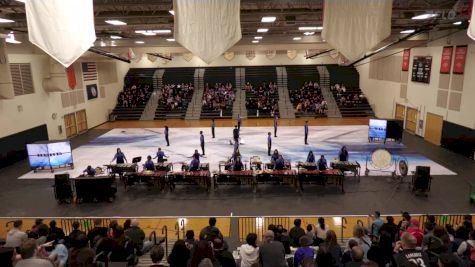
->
330, 160, 360, 180
298, 169, 344, 193
154, 162, 173, 171
123, 170, 168, 191
71, 175, 117, 203
256, 169, 298, 189
167, 170, 211, 192
103, 163, 138, 177
296, 161, 317, 170
213, 170, 255, 191
180, 163, 210, 171
265, 160, 291, 170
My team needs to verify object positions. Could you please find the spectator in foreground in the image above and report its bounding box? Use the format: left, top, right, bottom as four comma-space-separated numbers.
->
200, 217, 223, 241
259, 230, 286, 267
5, 220, 28, 249
342, 239, 359, 265
344, 246, 364, 267
125, 219, 153, 254
48, 220, 65, 241
289, 219, 306, 247
185, 230, 199, 252
189, 240, 218, 267
213, 238, 236, 267
457, 230, 475, 264
294, 235, 315, 267
391, 232, 430, 267
405, 219, 424, 247
239, 233, 259, 267
320, 230, 342, 267
87, 219, 107, 247
369, 211, 384, 240
167, 240, 190, 267
150, 245, 165, 267
68, 234, 95, 267
315, 217, 329, 243
349, 225, 372, 259
15, 239, 53, 267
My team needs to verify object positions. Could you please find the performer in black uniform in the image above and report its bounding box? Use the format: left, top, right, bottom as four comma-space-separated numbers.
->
211, 119, 215, 138
304, 121, 309, 145
339, 146, 349, 161
273, 115, 278, 137
233, 125, 239, 144
164, 126, 170, 146
111, 148, 127, 164
200, 131, 205, 155
267, 132, 272, 156
306, 151, 315, 163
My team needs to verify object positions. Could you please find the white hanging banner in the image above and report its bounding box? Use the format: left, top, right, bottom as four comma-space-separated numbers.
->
322, 0, 392, 62
468, 0, 475, 40
26, 0, 96, 67
174, 0, 242, 64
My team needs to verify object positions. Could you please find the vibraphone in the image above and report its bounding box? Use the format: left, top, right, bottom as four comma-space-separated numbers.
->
167, 170, 211, 192
154, 162, 173, 171
296, 161, 317, 170
264, 160, 291, 170
71, 175, 117, 203
104, 163, 138, 177
298, 169, 345, 193
256, 169, 298, 189
213, 170, 256, 191
330, 161, 360, 180
123, 170, 168, 191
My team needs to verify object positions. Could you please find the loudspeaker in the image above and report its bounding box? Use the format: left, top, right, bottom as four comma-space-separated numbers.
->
54, 173, 72, 202
415, 166, 430, 177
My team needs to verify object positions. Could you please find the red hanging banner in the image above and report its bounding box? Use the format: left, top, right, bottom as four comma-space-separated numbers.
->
440, 46, 453, 74
453, 45, 468, 74
66, 66, 77, 89
402, 49, 410, 71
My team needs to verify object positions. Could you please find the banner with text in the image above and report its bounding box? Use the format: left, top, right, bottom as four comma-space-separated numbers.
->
453, 45, 468, 74
402, 49, 410, 71
440, 46, 453, 74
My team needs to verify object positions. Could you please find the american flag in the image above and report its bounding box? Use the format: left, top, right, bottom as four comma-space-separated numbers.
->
81, 62, 97, 81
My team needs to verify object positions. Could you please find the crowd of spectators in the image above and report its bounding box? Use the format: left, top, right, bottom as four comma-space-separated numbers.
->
158, 83, 194, 111
331, 83, 367, 107
244, 82, 279, 116
202, 82, 235, 111
2, 213, 473, 267
289, 81, 327, 115
117, 84, 152, 108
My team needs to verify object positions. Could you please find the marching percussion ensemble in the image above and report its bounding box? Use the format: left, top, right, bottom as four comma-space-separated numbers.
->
60, 142, 360, 203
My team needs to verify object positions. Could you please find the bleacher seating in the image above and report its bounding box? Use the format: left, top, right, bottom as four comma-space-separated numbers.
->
326, 65, 360, 88
200, 83, 235, 119
244, 66, 279, 118
331, 84, 374, 117
200, 67, 235, 119
286, 65, 320, 93
113, 68, 155, 120
155, 68, 195, 120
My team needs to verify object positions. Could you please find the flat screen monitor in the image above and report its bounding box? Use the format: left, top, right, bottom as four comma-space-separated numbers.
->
26, 141, 73, 168
368, 119, 388, 139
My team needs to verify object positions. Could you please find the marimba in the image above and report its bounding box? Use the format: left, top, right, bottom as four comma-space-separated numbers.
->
330, 161, 360, 180
298, 169, 345, 193
213, 170, 256, 191
154, 162, 173, 171
103, 163, 138, 177
71, 175, 117, 203
265, 160, 291, 170
180, 163, 210, 171
256, 169, 298, 189
167, 170, 211, 192
123, 170, 168, 191
296, 161, 317, 170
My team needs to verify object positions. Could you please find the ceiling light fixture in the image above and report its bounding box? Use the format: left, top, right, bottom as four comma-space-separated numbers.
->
105, 20, 126, 26
166, 38, 175, 41
0, 18, 14, 23
303, 32, 315, 36
6, 33, 20, 44
299, 26, 317, 31
293, 37, 302, 41
453, 21, 462, 25
254, 36, 263, 39
252, 40, 259, 43
169, 10, 175, 15
261, 16, 276, 23
257, 28, 268, 33
135, 40, 145, 44
400, 29, 415, 34
411, 13, 438, 20
153, 29, 172, 34
110, 35, 122, 39
15, 0, 25, 3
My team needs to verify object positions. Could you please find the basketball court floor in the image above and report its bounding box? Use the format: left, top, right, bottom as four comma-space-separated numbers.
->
0, 119, 473, 217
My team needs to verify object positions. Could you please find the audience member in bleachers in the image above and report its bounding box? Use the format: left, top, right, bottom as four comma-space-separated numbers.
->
68, 222, 85, 247
290, 81, 327, 115
185, 230, 199, 252
150, 244, 165, 267
189, 240, 219, 267
213, 238, 236, 267
202, 82, 235, 112
404, 219, 424, 247
15, 239, 53, 267
345, 245, 365, 267
239, 233, 259, 267
245, 82, 279, 116
48, 220, 65, 242
125, 219, 153, 255
342, 239, 359, 265
5, 220, 27, 249
331, 83, 368, 108
69, 234, 95, 267
289, 219, 306, 247
259, 230, 286, 267
45, 233, 68, 267
275, 225, 291, 254
117, 83, 152, 108
87, 219, 107, 248
349, 225, 372, 260
199, 217, 223, 241
294, 235, 315, 267
320, 230, 343, 267
167, 240, 190, 267
315, 217, 330, 242
392, 232, 430, 267
158, 83, 194, 111
123, 219, 131, 231
369, 211, 384, 240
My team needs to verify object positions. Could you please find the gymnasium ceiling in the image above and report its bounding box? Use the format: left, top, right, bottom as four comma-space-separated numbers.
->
0, 0, 470, 48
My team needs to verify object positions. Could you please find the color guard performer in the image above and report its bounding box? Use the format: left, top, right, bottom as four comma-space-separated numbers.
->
164, 126, 170, 146
339, 146, 349, 161
153, 147, 167, 163
304, 121, 309, 145
267, 132, 272, 156
111, 148, 127, 164
274, 115, 278, 137
200, 131, 205, 155
211, 119, 215, 138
